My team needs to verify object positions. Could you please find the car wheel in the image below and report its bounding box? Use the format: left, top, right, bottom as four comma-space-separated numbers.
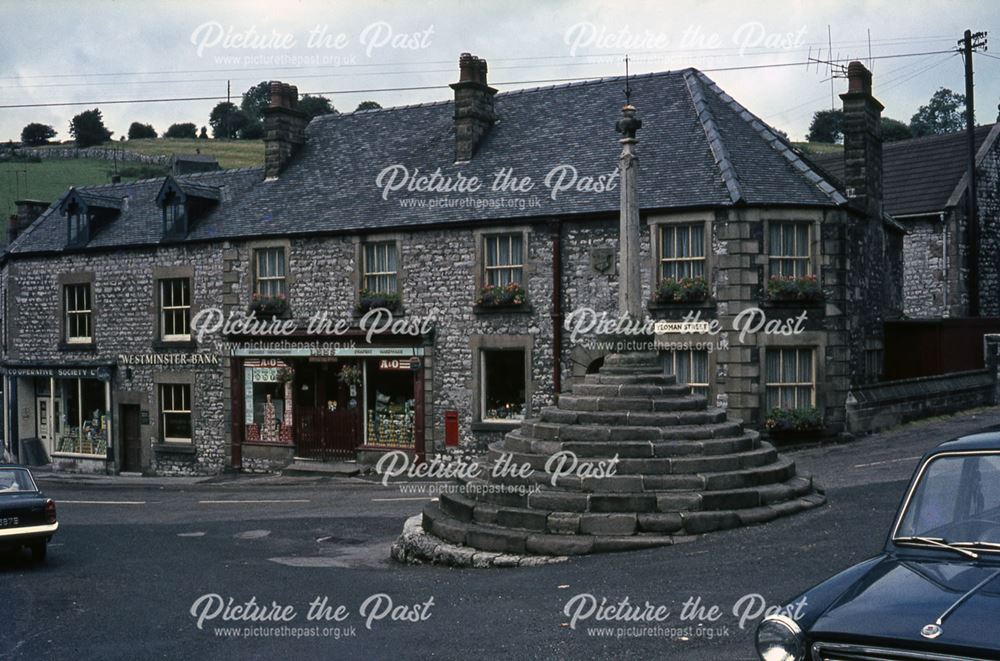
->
30, 542, 47, 562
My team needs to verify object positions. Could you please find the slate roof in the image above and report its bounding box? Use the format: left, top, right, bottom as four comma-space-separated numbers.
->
9, 67, 846, 256
812, 123, 998, 217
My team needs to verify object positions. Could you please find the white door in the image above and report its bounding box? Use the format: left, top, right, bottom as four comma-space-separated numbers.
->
37, 398, 51, 444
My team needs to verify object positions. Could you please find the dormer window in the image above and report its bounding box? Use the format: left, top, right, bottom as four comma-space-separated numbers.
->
66, 201, 90, 246
162, 191, 187, 236
156, 176, 220, 239
59, 188, 123, 248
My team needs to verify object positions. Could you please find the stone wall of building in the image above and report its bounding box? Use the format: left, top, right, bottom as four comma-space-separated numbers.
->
3, 200, 897, 472
977, 136, 1000, 316
901, 217, 948, 318
6, 244, 229, 476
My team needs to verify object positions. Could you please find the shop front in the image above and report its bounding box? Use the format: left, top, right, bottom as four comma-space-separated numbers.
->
231, 345, 426, 470
3, 364, 114, 472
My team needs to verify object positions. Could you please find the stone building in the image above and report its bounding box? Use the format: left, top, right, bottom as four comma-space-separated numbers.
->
816, 119, 1000, 318
0, 55, 901, 475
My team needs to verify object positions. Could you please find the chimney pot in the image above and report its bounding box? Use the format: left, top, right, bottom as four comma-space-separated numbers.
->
846, 61, 872, 95
458, 53, 477, 83
269, 81, 284, 108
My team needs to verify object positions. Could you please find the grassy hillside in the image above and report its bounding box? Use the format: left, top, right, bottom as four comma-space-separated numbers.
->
115, 138, 263, 169
0, 158, 168, 217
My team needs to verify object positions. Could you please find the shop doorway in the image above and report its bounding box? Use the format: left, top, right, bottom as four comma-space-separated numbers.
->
120, 405, 142, 473
35, 397, 61, 447
294, 361, 361, 461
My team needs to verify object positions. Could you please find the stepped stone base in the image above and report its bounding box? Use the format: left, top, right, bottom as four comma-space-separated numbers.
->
392, 352, 826, 567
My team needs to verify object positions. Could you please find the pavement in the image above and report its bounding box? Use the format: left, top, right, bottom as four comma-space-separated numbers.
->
3, 406, 1000, 661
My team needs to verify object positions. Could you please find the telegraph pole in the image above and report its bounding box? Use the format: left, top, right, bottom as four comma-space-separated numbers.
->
960, 29, 987, 316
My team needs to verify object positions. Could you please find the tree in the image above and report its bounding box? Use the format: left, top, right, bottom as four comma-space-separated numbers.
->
910, 88, 968, 137
20, 122, 56, 146
355, 100, 382, 112
806, 109, 844, 143
241, 81, 272, 124
164, 123, 198, 139
240, 122, 264, 140
299, 94, 336, 119
208, 102, 249, 139
127, 122, 157, 140
881, 117, 912, 142
199, 126, 209, 139
69, 108, 113, 147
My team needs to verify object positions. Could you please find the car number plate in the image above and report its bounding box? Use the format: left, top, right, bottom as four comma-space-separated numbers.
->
0, 516, 20, 528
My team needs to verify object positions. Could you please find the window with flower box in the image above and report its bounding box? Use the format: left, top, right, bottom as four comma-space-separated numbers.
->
363, 242, 399, 294
484, 233, 524, 287
768, 222, 812, 278
659, 224, 705, 280
765, 348, 815, 409
254, 247, 287, 297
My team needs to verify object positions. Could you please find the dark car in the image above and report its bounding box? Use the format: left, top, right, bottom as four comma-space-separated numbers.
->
756, 433, 1000, 661
0, 464, 58, 562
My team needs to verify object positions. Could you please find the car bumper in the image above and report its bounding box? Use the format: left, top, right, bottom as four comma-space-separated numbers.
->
0, 522, 58, 544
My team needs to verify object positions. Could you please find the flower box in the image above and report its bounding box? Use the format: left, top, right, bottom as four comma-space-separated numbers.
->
357, 289, 402, 314
764, 407, 824, 435
249, 293, 290, 319
651, 277, 710, 305
476, 282, 527, 309
766, 275, 823, 303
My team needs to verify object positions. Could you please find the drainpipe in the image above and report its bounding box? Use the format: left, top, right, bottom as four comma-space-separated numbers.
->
550, 220, 563, 401
940, 211, 948, 314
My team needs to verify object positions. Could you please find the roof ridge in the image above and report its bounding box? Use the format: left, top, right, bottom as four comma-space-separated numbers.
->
313, 69, 688, 120
883, 122, 996, 149
682, 70, 742, 204
693, 71, 847, 206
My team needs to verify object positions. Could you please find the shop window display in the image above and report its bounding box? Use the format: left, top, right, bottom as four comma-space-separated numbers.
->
365, 359, 415, 449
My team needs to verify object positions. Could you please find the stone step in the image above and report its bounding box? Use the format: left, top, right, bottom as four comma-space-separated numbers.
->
423, 489, 826, 552
571, 382, 694, 398
668, 444, 778, 474
602, 352, 661, 367
447, 473, 816, 521
557, 394, 707, 413
584, 373, 677, 386
477, 449, 797, 496
426, 499, 680, 553
536, 408, 744, 438
598, 366, 664, 375
490, 438, 776, 476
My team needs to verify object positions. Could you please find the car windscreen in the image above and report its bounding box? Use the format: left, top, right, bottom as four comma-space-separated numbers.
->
0, 468, 37, 493
896, 453, 1000, 546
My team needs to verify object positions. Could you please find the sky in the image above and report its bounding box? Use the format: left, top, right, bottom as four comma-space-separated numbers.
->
1, 0, 998, 143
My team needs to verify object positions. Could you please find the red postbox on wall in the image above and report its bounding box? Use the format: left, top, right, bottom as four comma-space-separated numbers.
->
444, 410, 459, 447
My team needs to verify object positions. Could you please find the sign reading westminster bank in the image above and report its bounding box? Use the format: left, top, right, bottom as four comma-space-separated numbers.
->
117, 354, 222, 366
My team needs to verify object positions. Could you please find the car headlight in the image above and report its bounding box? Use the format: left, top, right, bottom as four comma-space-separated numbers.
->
755, 614, 805, 661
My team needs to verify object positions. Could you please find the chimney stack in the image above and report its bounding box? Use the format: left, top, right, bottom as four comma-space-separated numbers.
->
11, 199, 49, 244
449, 53, 497, 162
840, 61, 884, 220
263, 81, 308, 179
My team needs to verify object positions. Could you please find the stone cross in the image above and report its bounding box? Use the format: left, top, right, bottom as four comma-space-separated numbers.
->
616, 104, 642, 319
